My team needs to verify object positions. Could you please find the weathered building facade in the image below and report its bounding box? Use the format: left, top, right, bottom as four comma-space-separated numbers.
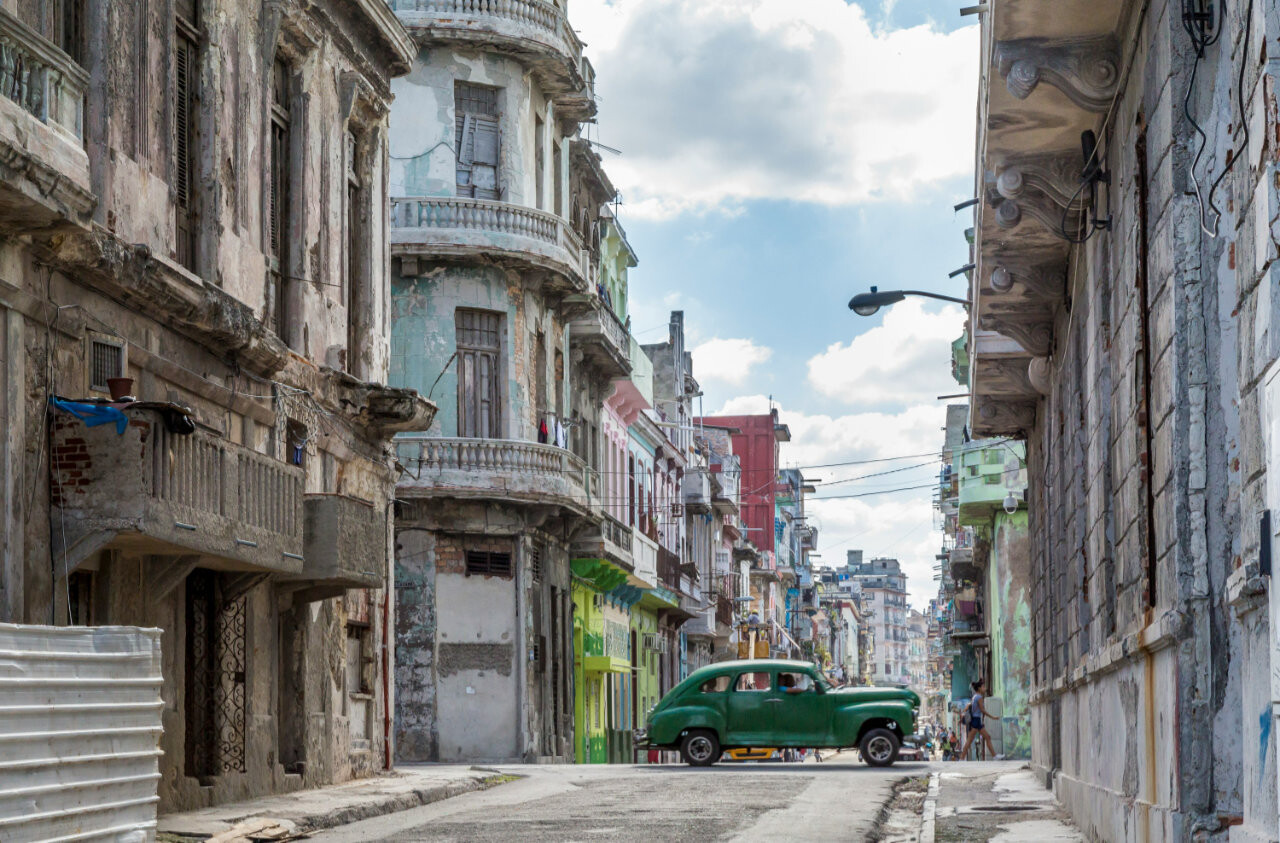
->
0, 0, 429, 812
969, 0, 1279, 836
386, 0, 611, 763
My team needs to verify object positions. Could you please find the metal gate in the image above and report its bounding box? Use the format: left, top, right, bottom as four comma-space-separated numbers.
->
185, 570, 247, 780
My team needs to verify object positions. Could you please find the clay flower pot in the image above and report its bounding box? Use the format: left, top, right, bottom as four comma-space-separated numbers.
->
106, 377, 135, 401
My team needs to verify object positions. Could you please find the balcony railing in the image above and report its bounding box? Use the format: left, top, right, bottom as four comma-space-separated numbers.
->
397, 434, 594, 511
683, 467, 711, 512
386, 0, 594, 114
716, 594, 733, 627
568, 296, 630, 377
657, 547, 681, 591
392, 197, 587, 286
52, 408, 304, 574
0, 9, 87, 140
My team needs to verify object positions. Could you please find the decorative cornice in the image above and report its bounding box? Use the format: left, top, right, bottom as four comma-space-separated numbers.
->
987, 259, 1066, 302
978, 312, 1054, 357
996, 36, 1120, 112
973, 396, 1036, 435
995, 152, 1086, 210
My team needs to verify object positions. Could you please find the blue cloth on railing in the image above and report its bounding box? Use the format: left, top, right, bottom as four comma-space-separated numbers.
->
50, 397, 129, 435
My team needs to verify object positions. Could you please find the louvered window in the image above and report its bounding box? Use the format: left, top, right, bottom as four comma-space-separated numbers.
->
173, 3, 199, 272
529, 544, 543, 582
465, 551, 512, 579
89, 338, 124, 392
455, 83, 500, 200
269, 58, 291, 334
455, 309, 502, 438
345, 129, 364, 375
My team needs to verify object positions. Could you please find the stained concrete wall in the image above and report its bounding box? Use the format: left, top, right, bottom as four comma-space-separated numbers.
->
0, 0, 416, 814
986, 512, 1031, 760
1018, 0, 1273, 836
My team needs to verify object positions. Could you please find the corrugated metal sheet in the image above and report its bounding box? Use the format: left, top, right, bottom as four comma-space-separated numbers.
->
0, 623, 163, 843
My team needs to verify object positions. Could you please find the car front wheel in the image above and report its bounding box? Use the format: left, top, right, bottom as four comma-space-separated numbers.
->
680, 730, 720, 767
860, 728, 900, 767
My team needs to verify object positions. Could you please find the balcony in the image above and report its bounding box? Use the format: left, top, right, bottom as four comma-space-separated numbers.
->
572, 513, 633, 569
286, 495, 388, 597
657, 547, 681, 591
391, 197, 588, 291
51, 407, 304, 576
567, 294, 631, 378
0, 8, 94, 232
396, 434, 594, 514
387, 0, 595, 119
682, 467, 712, 513
957, 440, 1027, 525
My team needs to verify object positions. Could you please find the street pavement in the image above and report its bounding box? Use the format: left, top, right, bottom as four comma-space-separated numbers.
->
307, 754, 924, 842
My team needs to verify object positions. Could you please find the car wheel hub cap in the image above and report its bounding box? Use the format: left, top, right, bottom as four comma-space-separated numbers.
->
869, 737, 892, 761
689, 737, 713, 761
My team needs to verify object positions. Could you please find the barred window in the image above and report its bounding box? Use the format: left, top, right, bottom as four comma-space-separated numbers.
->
465, 550, 512, 578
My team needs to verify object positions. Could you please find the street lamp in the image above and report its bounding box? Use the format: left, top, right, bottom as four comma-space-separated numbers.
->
847, 286, 971, 317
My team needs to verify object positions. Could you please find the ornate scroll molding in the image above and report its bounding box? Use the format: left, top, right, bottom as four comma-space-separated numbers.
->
974, 396, 1037, 434
995, 152, 1086, 209
987, 259, 1066, 301
990, 190, 1083, 236
996, 37, 1120, 112
978, 312, 1054, 357
981, 358, 1038, 396
1027, 357, 1053, 396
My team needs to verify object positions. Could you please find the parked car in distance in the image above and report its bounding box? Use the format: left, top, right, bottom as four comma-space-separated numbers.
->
635, 659, 919, 767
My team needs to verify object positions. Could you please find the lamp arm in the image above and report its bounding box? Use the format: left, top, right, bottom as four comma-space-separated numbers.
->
899, 290, 971, 306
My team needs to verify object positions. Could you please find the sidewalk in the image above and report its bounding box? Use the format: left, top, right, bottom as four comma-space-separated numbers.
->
157, 765, 515, 842
878, 762, 1085, 842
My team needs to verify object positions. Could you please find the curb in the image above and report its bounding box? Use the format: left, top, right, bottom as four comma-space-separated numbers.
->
159, 772, 514, 842
919, 772, 940, 843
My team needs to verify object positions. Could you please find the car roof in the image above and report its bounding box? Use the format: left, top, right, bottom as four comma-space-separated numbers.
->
691, 659, 818, 676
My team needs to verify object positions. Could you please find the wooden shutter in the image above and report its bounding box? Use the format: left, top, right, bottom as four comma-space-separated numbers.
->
173, 15, 198, 271
455, 83, 499, 199
456, 309, 502, 439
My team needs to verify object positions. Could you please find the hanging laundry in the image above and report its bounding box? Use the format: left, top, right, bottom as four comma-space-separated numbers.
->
538, 418, 549, 444
554, 419, 567, 449
49, 397, 129, 435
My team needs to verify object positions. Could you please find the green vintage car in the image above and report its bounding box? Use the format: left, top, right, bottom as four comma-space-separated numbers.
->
636, 659, 919, 767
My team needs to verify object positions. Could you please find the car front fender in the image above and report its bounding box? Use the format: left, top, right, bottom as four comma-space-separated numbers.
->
833, 700, 916, 745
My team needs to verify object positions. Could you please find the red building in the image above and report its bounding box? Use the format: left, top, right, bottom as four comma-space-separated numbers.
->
696, 409, 790, 556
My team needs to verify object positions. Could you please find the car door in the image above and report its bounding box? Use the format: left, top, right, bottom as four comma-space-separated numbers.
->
768, 670, 832, 746
725, 670, 774, 745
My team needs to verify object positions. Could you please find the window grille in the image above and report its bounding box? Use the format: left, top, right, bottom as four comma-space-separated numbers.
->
465, 550, 512, 578
89, 338, 124, 391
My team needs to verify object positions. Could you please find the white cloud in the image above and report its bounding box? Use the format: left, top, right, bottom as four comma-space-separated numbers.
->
691, 338, 774, 386
710, 394, 947, 606
574, 0, 979, 218
806, 299, 965, 410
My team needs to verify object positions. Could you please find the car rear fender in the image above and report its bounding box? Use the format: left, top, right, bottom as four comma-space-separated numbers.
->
834, 701, 916, 746
648, 705, 725, 747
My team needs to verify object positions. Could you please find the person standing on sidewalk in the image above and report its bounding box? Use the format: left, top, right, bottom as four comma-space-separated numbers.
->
958, 679, 998, 760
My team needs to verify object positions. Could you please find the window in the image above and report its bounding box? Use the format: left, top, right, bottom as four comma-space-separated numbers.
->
465, 550, 513, 578
269, 57, 292, 334
345, 129, 366, 375
54, 0, 84, 64
778, 672, 814, 693
552, 140, 562, 215
88, 337, 125, 392
529, 544, 543, 582
699, 675, 731, 694
535, 115, 545, 209
734, 672, 771, 692
174, 0, 199, 272
455, 309, 502, 438
455, 83, 499, 200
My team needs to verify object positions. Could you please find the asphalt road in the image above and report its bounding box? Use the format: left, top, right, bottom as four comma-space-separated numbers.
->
308, 755, 932, 842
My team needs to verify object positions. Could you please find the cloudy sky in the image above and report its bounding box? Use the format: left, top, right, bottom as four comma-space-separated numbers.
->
572, 0, 978, 607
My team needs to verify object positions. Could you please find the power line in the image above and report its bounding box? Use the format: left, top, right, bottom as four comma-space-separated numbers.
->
807, 483, 940, 502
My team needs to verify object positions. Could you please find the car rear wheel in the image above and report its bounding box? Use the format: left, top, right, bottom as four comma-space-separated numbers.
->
680, 730, 720, 767
860, 728, 900, 767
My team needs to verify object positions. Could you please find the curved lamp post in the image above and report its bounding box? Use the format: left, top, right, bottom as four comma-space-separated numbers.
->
847, 286, 971, 317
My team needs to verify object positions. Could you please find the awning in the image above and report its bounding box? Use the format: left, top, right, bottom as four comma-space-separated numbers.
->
583, 655, 630, 674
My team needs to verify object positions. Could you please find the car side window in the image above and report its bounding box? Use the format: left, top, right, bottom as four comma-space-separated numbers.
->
778, 671, 816, 693
734, 672, 772, 692
699, 675, 731, 693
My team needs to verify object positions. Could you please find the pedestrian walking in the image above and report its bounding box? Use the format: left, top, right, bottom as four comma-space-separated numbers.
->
958, 679, 999, 760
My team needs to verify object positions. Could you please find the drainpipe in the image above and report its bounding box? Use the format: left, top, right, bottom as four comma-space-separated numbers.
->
383, 500, 394, 771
